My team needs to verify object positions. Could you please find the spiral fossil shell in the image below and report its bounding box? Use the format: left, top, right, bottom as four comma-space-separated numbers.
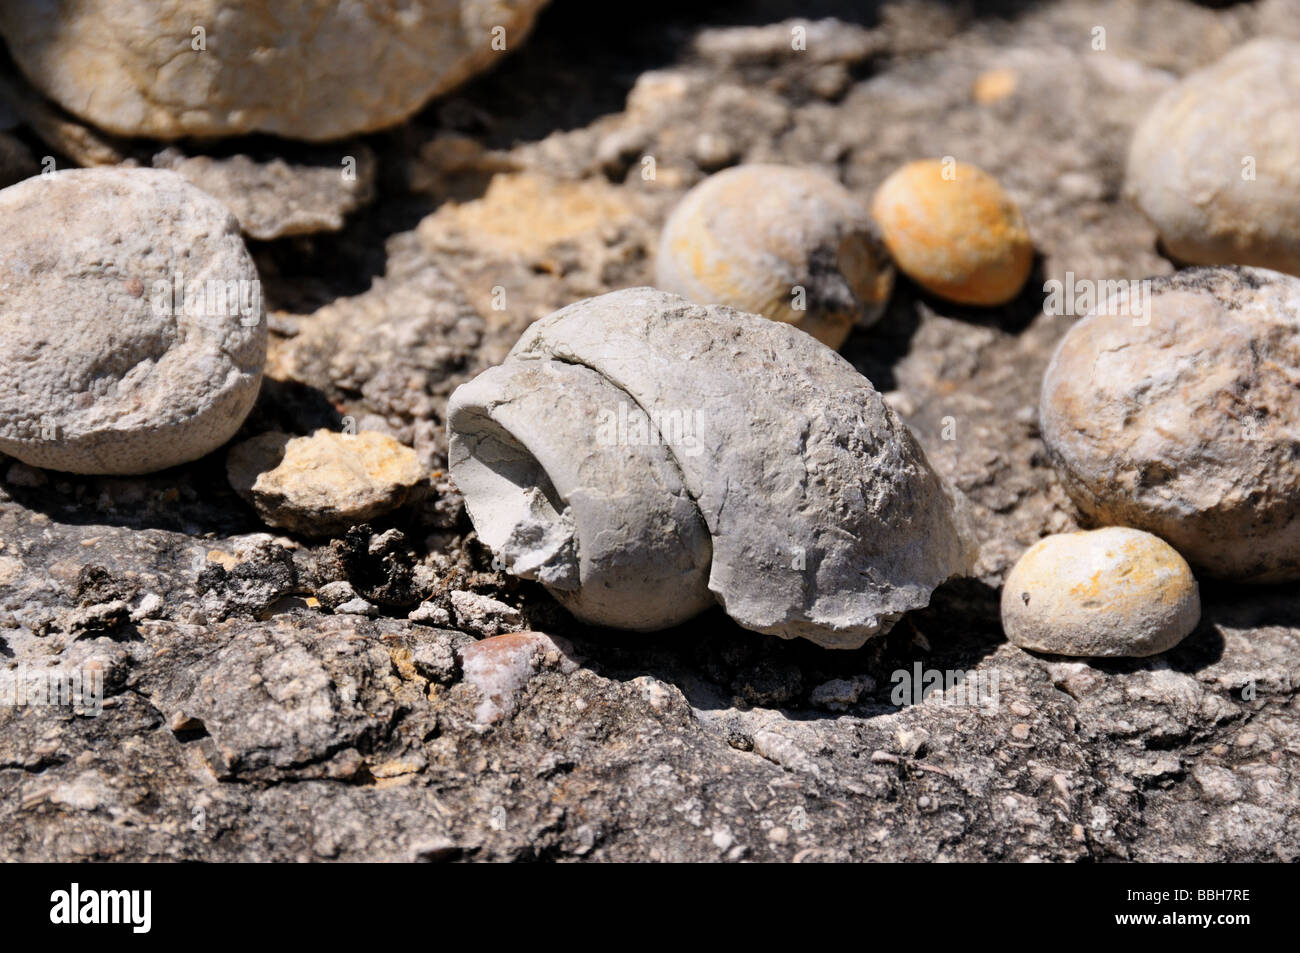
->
447, 288, 976, 648
654, 165, 894, 350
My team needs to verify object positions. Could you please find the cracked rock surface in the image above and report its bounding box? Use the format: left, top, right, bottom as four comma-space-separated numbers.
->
1, 0, 1299, 861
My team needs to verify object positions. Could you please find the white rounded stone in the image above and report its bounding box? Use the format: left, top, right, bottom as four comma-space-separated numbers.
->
0, 168, 266, 475
1001, 528, 1200, 658
1125, 38, 1300, 276
0, 0, 549, 142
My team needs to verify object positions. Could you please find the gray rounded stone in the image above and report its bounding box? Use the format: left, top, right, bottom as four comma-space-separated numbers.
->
0, 0, 549, 142
1125, 38, 1300, 276
0, 167, 266, 475
448, 287, 976, 648
1040, 266, 1300, 582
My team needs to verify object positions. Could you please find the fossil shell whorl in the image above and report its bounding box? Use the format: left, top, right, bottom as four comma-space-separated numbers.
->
448, 358, 715, 631
654, 165, 894, 350
448, 288, 974, 649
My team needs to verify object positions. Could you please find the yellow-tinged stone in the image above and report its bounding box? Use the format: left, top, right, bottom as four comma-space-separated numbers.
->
207, 550, 239, 571
429, 172, 642, 257
1001, 527, 1200, 658
654, 164, 894, 349
973, 68, 1018, 104
871, 159, 1033, 306
226, 429, 424, 537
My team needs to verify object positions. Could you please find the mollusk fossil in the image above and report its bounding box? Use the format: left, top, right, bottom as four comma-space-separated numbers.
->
654, 165, 894, 350
447, 288, 975, 648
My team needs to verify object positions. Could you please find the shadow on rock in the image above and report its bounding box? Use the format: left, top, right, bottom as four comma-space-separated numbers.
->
903, 252, 1048, 337
553, 576, 1007, 720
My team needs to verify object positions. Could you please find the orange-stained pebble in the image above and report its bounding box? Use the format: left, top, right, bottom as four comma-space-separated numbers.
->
871, 159, 1033, 306
973, 68, 1018, 104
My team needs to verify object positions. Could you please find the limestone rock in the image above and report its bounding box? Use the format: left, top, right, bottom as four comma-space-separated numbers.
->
0, 168, 265, 475
227, 430, 426, 537
153, 145, 377, 240
1001, 528, 1201, 657
449, 590, 525, 637
1040, 266, 1300, 581
1125, 38, 1300, 277
0, 0, 549, 141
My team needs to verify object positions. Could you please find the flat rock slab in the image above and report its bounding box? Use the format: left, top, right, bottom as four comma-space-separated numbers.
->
153, 146, 377, 240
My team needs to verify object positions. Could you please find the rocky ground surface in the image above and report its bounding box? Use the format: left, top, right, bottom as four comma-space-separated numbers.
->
2, 0, 1298, 861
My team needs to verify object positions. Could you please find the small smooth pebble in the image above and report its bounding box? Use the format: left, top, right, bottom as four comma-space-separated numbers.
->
457, 632, 577, 725
871, 159, 1033, 306
1125, 38, 1300, 277
1041, 266, 1300, 581
655, 164, 894, 349
0, 168, 265, 474
227, 429, 425, 537
1001, 527, 1201, 658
